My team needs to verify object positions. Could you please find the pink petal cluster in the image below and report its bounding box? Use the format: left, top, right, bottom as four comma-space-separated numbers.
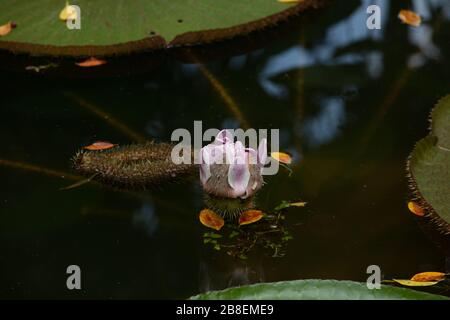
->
199, 130, 267, 199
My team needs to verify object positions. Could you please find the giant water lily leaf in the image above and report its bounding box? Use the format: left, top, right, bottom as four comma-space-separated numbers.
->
190, 279, 449, 300
408, 95, 450, 234
0, 0, 326, 57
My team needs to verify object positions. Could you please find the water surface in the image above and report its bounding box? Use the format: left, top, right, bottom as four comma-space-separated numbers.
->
0, 0, 449, 298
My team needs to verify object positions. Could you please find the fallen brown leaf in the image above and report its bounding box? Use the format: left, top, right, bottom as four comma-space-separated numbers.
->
199, 209, 224, 231
76, 57, 107, 68
239, 210, 264, 226
398, 9, 422, 27
83, 141, 118, 151
60, 1, 78, 21
271, 152, 292, 165
408, 201, 424, 216
410, 272, 446, 282
0, 21, 13, 37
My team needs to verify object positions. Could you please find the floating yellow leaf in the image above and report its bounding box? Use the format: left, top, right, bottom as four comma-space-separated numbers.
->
75, 57, 107, 67
83, 141, 118, 151
59, 1, 78, 21
271, 152, 292, 164
199, 209, 224, 231
290, 202, 307, 207
274, 200, 307, 211
0, 21, 13, 37
393, 279, 439, 287
411, 272, 446, 282
398, 10, 421, 27
408, 201, 424, 216
239, 210, 264, 226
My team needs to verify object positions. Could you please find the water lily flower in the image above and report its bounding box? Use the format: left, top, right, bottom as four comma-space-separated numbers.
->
199, 130, 267, 199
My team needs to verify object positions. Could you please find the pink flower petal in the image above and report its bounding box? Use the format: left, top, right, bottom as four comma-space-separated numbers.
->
199, 163, 211, 185
234, 141, 247, 165
213, 129, 233, 145
245, 148, 257, 165
223, 142, 236, 165
201, 144, 224, 164
228, 163, 250, 198
258, 138, 267, 166
199, 149, 211, 185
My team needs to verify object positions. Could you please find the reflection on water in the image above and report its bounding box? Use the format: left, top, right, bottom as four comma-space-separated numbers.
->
301, 97, 346, 147
133, 204, 158, 237
0, 0, 449, 298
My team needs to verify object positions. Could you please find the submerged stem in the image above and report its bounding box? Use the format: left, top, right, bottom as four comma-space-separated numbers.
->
63, 91, 147, 142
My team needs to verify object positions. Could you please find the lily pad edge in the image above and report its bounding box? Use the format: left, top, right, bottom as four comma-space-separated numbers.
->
0, 0, 328, 57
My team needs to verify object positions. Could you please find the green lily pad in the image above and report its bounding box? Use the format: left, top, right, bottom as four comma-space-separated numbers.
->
0, 0, 326, 57
408, 95, 450, 234
190, 279, 449, 300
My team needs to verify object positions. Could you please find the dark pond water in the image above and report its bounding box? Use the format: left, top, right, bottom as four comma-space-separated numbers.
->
0, 0, 449, 298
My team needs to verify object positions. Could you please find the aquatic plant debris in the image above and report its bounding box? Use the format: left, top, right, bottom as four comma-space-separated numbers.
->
25, 63, 58, 73
75, 57, 107, 67
60, 173, 98, 191
289, 202, 307, 207
203, 232, 223, 250
410, 272, 446, 282
200, 196, 303, 258
201, 206, 293, 258
407, 201, 424, 217
59, 1, 78, 21
239, 210, 264, 226
274, 200, 307, 212
271, 152, 292, 164
398, 10, 421, 27
83, 141, 118, 151
199, 209, 225, 231
0, 21, 13, 36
